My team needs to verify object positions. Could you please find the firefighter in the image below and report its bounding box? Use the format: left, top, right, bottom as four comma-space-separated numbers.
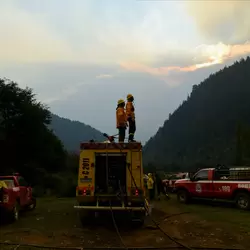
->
155, 173, 170, 200
125, 94, 136, 142
147, 173, 154, 201
155, 173, 162, 200
116, 99, 127, 142
0, 180, 7, 189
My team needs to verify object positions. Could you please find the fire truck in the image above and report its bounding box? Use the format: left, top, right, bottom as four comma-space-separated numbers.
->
174, 166, 250, 210
74, 135, 148, 225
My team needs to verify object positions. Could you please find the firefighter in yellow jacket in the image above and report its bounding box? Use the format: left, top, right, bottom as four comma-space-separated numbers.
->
0, 180, 7, 189
147, 173, 154, 201
116, 99, 127, 142
125, 94, 136, 142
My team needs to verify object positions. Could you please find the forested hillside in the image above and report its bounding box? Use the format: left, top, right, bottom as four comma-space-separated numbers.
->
143, 57, 250, 170
0, 79, 78, 196
50, 114, 104, 152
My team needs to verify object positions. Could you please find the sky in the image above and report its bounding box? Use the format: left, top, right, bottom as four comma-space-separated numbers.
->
0, 0, 249, 143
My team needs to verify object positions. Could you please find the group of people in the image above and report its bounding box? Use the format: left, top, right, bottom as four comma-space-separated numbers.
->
116, 94, 136, 143
146, 173, 170, 201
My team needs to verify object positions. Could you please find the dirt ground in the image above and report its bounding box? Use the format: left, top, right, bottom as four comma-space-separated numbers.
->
0, 195, 250, 249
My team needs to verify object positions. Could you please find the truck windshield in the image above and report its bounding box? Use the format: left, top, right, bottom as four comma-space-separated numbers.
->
0, 178, 15, 188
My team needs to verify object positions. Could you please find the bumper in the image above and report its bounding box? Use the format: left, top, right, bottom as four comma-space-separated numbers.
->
75, 194, 148, 213
74, 205, 145, 211
0, 202, 12, 211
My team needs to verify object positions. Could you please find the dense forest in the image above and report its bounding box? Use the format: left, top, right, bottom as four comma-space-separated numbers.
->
0, 79, 79, 197
143, 57, 250, 171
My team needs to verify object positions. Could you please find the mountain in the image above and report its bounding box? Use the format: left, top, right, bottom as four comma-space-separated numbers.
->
50, 114, 104, 152
143, 57, 250, 170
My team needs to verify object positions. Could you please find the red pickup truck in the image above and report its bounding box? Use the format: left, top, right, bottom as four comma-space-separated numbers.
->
174, 167, 250, 210
0, 174, 36, 222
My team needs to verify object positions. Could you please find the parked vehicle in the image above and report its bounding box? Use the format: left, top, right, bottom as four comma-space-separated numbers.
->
0, 173, 36, 222
74, 140, 147, 226
174, 166, 250, 210
163, 172, 187, 192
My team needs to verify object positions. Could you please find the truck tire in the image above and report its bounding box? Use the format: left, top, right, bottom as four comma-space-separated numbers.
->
235, 192, 250, 210
10, 202, 20, 222
177, 189, 190, 204
28, 197, 37, 211
132, 211, 145, 227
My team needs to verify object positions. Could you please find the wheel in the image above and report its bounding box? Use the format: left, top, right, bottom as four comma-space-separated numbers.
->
28, 197, 36, 211
10, 202, 20, 222
177, 189, 190, 204
235, 192, 250, 210
132, 211, 145, 227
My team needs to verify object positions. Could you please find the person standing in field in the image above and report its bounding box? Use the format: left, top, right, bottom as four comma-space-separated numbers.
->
147, 173, 154, 201
155, 173, 163, 200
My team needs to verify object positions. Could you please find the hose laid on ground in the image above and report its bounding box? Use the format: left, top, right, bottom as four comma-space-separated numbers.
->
109, 200, 128, 250
0, 242, 245, 250
112, 142, 194, 250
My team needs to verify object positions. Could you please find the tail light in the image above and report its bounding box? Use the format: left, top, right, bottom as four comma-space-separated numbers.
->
3, 194, 9, 203
78, 188, 91, 196
131, 188, 142, 196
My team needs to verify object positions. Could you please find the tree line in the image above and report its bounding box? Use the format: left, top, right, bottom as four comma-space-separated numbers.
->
143, 57, 250, 170
0, 78, 78, 197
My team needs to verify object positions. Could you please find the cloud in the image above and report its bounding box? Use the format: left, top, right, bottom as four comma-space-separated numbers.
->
96, 74, 113, 79
120, 42, 250, 80
43, 82, 86, 104
186, 1, 250, 43
0, 0, 201, 65
0, 2, 78, 63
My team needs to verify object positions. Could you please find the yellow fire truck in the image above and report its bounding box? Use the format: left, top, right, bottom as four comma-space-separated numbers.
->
74, 139, 147, 225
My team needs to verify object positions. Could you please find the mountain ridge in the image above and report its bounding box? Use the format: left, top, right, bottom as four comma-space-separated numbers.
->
143, 57, 250, 170
50, 114, 104, 152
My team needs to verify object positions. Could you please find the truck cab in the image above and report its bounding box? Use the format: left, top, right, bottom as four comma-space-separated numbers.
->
74, 141, 147, 225
0, 174, 36, 222
175, 167, 250, 210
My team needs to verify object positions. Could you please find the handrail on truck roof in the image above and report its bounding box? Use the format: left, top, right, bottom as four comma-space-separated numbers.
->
80, 132, 142, 150
80, 142, 142, 150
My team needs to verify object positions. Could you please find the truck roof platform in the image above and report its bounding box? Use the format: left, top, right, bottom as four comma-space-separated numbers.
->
80, 142, 142, 150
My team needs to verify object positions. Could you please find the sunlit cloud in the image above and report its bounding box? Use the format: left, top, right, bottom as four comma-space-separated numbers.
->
120, 42, 250, 76
186, 1, 250, 43
0, 1, 199, 65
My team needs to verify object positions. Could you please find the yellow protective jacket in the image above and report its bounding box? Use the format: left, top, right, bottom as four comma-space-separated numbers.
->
125, 101, 135, 121
116, 107, 127, 128
147, 177, 154, 189
0, 181, 7, 189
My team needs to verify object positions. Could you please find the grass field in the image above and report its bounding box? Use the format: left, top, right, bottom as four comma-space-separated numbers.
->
154, 195, 250, 249
0, 195, 249, 249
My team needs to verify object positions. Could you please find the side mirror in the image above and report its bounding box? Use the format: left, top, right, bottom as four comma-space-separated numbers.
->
190, 176, 197, 181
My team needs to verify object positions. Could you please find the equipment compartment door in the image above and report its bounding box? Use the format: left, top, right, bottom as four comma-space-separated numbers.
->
130, 151, 142, 189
